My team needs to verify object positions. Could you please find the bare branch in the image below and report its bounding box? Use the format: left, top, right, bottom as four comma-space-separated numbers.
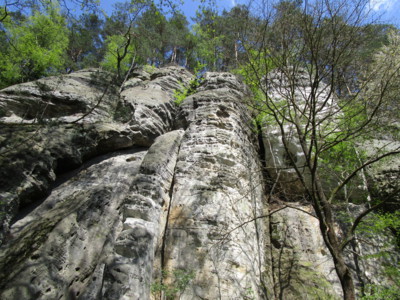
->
328, 149, 400, 203
340, 189, 400, 251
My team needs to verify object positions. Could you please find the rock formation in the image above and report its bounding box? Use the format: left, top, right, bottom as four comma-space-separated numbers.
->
0, 66, 398, 299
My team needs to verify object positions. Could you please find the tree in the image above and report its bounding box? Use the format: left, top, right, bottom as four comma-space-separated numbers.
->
241, 0, 400, 299
192, 8, 224, 71
218, 5, 259, 71
135, 4, 169, 66
0, 0, 99, 20
66, 13, 104, 72
101, 34, 136, 80
101, 0, 152, 81
0, 3, 69, 87
165, 12, 190, 65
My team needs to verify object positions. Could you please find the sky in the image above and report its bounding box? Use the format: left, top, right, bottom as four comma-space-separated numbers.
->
178, 0, 237, 19
369, 0, 400, 26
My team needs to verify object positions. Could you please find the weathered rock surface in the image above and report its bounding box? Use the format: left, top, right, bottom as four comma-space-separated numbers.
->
269, 203, 343, 299
361, 139, 400, 203
0, 147, 147, 299
0, 67, 398, 300
261, 68, 339, 200
0, 66, 193, 242
162, 72, 270, 299
119, 66, 192, 146
102, 130, 184, 300
0, 69, 117, 123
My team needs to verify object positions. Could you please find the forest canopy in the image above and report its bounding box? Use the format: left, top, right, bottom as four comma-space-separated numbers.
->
0, 0, 398, 88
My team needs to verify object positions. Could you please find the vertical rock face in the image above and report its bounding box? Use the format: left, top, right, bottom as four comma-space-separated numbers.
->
0, 67, 398, 300
162, 72, 269, 299
0, 68, 271, 300
261, 69, 338, 200
102, 130, 184, 300
0, 66, 193, 243
0, 148, 147, 299
269, 204, 343, 299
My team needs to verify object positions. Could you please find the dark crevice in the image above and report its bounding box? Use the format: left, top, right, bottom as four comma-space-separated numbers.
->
160, 176, 175, 272
52, 146, 147, 189
257, 121, 279, 299
350, 239, 366, 293
257, 123, 267, 169
158, 135, 183, 294
256, 122, 273, 193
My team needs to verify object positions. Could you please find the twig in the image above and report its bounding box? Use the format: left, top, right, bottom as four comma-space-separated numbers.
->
71, 84, 110, 124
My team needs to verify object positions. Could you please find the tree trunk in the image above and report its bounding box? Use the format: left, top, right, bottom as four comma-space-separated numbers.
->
314, 178, 356, 300
234, 41, 239, 67
171, 46, 177, 63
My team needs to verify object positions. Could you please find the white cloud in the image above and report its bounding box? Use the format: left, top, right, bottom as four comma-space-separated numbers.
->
230, 0, 237, 7
369, 0, 395, 11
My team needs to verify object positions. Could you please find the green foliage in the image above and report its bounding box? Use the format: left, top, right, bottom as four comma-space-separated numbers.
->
361, 265, 400, 300
232, 49, 276, 129
355, 212, 400, 299
173, 77, 201, 105
320, 139, 361, 173
358, 24, 397, 66
357, 211, 400, 242
362, 285, 400, 300
151, 268, 195, 300
234, 49, 274, 94
292, 263, 338, 299
174, 64, 204, 105
0, 3, 68, 88
66, 13, 104, 71
337, 101, 369, 136
100, 34, 135, 76
173, 86, 187, 105
192, 22, 224, 71
166, 11, 191, 65
143, 64, 156, 74
243, 287, 256, 300
135, 4, 168, 66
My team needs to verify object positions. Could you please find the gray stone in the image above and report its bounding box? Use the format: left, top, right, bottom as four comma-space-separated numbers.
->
0, 66, 192, 244
119, 65, 193, 146
102, 130, 184, 300
0, 66, 398, 300
0, 148, 146, 300
261, 69, 338, 200
162, 72, 270, 300
269, 203, 343, 299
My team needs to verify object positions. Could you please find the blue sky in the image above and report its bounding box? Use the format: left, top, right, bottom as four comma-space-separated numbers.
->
369, 0, 400, 26
178, 0, 236, 20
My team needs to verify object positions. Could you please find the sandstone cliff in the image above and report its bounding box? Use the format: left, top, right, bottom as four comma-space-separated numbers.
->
0, 66, 397, 299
